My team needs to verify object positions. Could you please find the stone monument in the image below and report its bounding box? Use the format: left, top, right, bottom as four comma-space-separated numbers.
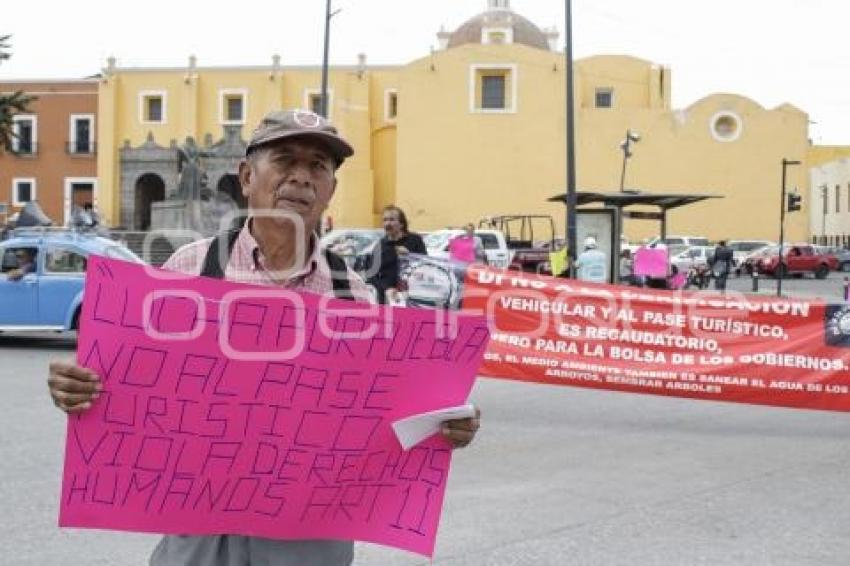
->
148, 133, 243, 237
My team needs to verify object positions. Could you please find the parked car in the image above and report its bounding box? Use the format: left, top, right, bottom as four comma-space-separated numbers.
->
647, 235, 711, 248
319, 228, 383, 275
645, 235, 709, 262
398, 254, 464, 309
815, 245, 850, 272
740, 245, 779, 275
754, 244, 837, 279
671, 245, 715, 273
424, 229, 513, 268
728, 240, 775, 269
0, 230, 142, 332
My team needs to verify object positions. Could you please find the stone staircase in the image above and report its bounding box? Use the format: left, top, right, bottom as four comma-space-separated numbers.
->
111, 231, 199, 267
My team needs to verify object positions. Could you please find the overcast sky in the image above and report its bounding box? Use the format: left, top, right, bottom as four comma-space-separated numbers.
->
2, 0, 848, 144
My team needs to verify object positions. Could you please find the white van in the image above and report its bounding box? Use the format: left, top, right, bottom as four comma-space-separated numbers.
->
647, 235, 711, 248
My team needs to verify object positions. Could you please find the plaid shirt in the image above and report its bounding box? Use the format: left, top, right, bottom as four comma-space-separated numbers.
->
162, 221, 373, 302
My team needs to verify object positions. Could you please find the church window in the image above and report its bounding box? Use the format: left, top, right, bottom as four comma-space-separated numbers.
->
220, 89, 247, 124
595, 88, 613, 108
482, 26, 513, 45
709, 111, 743, 142
482, 76, 505, 108
470, 64, 517, 113
385, 89, 398, 121
304, 88, 333, 119
139, 91, 167, 124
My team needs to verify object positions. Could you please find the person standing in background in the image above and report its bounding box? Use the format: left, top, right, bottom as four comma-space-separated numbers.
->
712, 239, 734, 291
449, 223, 487, 265
367, 205, 427, 303
575, 237, 607, 283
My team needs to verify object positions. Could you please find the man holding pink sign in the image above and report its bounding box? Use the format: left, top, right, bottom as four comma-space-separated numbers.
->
47, 109, 482, 565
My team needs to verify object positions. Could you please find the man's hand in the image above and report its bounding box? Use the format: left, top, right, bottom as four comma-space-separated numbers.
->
441, 406, 481, 449
47, 360, 102, 414
395, 245, 410, 256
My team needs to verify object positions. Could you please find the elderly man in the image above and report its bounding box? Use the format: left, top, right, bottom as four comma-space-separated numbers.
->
47, 109, 480, 566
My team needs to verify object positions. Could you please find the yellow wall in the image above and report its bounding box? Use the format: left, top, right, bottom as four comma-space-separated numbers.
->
578, 55, 669, 110
99, 41, 829, 244
394, 47, 812, 242
98, 65, 379, 228
396, 44, 566, 231
576, 91, 810, 241
367, 70, 400, 224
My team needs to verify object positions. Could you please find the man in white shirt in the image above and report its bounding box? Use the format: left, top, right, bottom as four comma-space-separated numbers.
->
575, 237, 608, 283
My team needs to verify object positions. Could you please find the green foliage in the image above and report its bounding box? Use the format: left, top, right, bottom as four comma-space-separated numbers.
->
0, 35, 10, 63
0, 34, 37, 152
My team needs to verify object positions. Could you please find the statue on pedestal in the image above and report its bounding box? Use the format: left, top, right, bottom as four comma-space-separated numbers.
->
176, 137, 204, 202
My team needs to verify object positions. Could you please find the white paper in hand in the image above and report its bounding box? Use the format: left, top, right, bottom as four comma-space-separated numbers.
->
392, 404, 477, 451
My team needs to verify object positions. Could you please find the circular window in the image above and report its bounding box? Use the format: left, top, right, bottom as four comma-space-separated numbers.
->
710, 111, 743, 142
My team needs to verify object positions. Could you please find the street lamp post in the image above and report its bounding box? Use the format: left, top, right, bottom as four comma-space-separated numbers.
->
564, 0, 578, 276
777, 158, 801, 297
619, 129, 640, 192
320, 0, 341, 118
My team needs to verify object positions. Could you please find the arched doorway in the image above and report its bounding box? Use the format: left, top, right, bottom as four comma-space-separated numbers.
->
134, 173, 165, 230
217, 174, 246, 209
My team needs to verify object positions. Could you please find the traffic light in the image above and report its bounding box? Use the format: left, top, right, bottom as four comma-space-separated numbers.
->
787, 192, 802, 212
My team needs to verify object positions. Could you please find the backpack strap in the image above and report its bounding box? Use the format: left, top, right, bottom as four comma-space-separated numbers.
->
324, 248, 353, 300
200, 218, 245, 279
200, 219, 354, 301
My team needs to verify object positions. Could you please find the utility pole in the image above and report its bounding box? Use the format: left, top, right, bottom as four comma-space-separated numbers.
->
777, 158, 801, 296
564, 0, 577, 276
320, 0, 340, 118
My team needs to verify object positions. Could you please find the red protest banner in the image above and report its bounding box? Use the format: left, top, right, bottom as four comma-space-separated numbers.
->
462, 266, 850, 412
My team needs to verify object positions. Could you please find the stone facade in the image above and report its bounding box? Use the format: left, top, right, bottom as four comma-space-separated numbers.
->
118, 125, 246, 231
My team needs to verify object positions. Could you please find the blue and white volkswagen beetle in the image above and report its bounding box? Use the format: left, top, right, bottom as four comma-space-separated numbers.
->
0, 230, 143, 332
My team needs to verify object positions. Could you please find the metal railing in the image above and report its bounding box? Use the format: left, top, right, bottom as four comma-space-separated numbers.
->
65, 141, 97, 155
11, 226, 103, 237
10, 142, 38, 156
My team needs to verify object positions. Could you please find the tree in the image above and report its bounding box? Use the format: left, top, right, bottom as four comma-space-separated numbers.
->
0, 35, 36, 152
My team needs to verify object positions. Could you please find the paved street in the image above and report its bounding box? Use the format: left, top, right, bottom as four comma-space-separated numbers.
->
5, 276, 850, 566
724, 270, 850, 302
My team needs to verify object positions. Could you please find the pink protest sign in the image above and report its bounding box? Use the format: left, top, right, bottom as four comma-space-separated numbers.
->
59, 256, 489, 557
633, 247, 668, 277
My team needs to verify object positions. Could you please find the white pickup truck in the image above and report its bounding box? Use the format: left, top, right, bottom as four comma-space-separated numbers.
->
423, 229, 513, 268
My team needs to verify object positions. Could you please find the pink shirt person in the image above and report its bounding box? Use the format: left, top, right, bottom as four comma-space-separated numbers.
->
449, 224, 487, 264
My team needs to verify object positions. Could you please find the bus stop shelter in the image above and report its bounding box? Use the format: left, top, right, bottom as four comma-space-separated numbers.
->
547, 190, 721, 281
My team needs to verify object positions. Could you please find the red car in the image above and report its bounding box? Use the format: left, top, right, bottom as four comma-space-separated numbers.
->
755, 244, 837, 279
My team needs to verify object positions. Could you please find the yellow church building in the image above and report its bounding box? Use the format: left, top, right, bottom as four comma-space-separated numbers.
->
97, 0, 815, 243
